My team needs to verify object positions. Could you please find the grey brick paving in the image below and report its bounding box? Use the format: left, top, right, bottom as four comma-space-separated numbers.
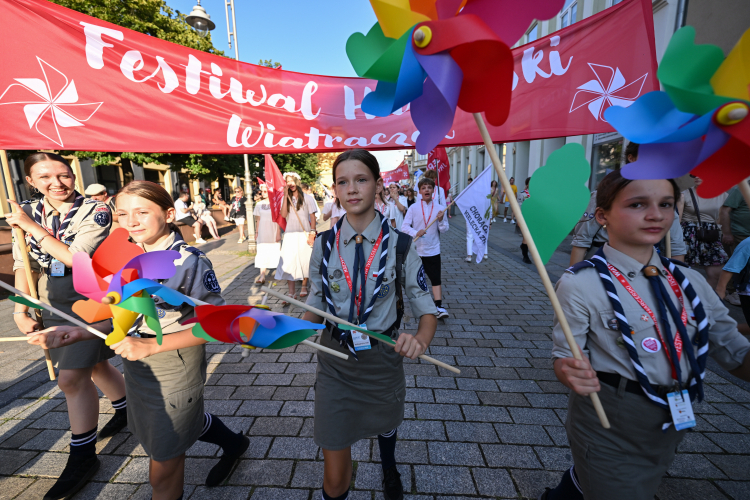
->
1, 219, 749, 499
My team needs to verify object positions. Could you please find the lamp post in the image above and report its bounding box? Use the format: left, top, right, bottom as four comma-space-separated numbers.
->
186, 0, 256, 252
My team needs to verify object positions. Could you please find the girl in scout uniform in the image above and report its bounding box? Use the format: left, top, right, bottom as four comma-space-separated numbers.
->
7, 152, 127, 500
303, 149, 438, 500
543, 171, 750, 500
30, 181, 249, 500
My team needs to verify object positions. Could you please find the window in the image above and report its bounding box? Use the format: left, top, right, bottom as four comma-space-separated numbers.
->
607, 0, 623, 5
527, 23, 538, 42
560, 0, 577, 28
590, 138, 623, 189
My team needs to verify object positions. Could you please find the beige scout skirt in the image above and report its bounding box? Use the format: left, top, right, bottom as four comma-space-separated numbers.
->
122, 344, 207, 461
314, 330, 405, 450
38, 273, 114, 369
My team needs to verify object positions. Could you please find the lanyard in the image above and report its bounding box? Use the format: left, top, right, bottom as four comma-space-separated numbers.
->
375, 201, 387, 214
421, 200, 434, 228
608, 264, 686, 379
41, 203, 75, 240
336, 229, 383, 322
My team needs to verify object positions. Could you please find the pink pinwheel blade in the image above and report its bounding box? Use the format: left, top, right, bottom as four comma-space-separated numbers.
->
72, 252, 107, 301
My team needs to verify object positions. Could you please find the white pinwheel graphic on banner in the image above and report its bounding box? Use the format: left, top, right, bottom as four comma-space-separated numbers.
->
569, 63, 647, 121
0, 57, 102, 147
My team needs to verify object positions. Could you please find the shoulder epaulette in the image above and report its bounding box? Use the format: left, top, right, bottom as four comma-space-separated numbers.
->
182, 245, 205, 258
20, 199, 33, 205
84, 199, 98, 204
565, 260, 595, 274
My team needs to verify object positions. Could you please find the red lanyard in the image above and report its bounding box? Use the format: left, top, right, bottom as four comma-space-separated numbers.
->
608, 264, 687, 379
41, 203, 73, 240
421, 200, 434, 228
336, 229, 383, 318
375, 201, 387, 214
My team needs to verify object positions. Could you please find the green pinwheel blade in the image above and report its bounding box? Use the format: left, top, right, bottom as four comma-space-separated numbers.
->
118, 295, 165, 345
658, 26, 736, 116
338, 324, 396, 345
9, 296, 45, 310
346, 22, 411, 83
265, 329, 317, 350
522, 143, 591, 265
191, 323, 215, 342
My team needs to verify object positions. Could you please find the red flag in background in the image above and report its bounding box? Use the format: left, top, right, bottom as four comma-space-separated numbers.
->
427, 147, 451, 197
263, 154, 287, 231
381, 160, 410, 185
257, 177, 266, 185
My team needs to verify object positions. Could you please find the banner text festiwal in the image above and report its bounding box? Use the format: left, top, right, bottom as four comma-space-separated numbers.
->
0, 0, 657, 153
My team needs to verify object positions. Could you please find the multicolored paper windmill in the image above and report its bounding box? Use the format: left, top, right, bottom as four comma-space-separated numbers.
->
71, 228, 194, 345
184, 304, 326, 349
604, 27, 750, 198
346, 0, 565, 154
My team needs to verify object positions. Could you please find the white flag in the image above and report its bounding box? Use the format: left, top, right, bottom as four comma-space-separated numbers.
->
455, 165, 492, 263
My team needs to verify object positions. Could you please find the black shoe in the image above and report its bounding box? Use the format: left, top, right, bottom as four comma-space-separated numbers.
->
205, 435, 250, 487
523, 255, 532, 264
43, 454, 100, 500
538, 487, 551, 500
98, 411, 127, 439
382, 465, 404, 500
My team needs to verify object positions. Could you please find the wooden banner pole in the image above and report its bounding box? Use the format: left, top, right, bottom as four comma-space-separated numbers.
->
473, 113, 610, 428
0, 150, 56, 380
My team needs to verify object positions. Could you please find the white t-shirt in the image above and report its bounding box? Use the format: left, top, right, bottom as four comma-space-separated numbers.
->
174, 199, 191, 221
388, 196, 408, 230
331, 204, 347, 219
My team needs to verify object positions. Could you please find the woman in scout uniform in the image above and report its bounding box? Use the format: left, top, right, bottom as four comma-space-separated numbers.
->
543, 171, 750, 500
30, 181, 249, 500
276, 171, 317, 300
7, 152, 127, 500
303, 149, 438, 500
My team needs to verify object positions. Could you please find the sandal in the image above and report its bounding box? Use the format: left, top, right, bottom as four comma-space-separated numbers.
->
299, 286, 308, 298
255, 277, 266, 284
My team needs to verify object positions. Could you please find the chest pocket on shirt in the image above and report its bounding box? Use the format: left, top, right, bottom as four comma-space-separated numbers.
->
371, 269, 396, 299
598, 308, 657, 352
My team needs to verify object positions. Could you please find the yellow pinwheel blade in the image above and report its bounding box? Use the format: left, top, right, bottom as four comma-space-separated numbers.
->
711, 28, 750, 103
106, 304, 140, 346
371, 0, 431, 39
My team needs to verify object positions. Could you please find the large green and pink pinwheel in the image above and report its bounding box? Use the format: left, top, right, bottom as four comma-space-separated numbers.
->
604, 27, 750, 197
346, 0, 565, 154
71, 228, 195, 345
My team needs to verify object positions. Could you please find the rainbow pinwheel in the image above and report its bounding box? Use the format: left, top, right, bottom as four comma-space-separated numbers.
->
346, 0, 565, 153
184, 304, 326, 349
604, 27, 750, 198
72, 228, 194, 345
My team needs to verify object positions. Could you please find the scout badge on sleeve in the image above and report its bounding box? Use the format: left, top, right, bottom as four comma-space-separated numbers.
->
70, 228, 196, 346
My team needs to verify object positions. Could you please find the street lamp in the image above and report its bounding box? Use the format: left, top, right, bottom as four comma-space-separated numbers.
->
185, 1, 215, 38
185, 0, 256, 253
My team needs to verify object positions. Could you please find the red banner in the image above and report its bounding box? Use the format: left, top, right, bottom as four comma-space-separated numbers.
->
427, 147, 451, 196
263, 154, 286, 231
0, 0, 656, 153
382, 160, 410, 185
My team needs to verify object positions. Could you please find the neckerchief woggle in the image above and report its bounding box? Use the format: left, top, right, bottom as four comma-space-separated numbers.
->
321, 212, 390, 358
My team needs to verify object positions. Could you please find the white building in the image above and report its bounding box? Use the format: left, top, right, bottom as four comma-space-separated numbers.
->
412, 0, 748, 198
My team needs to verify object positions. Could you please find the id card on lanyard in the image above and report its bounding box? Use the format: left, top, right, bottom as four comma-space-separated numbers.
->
43, 205, 73, 277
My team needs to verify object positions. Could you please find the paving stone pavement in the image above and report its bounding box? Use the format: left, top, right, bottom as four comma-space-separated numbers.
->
1, 219, 750, 499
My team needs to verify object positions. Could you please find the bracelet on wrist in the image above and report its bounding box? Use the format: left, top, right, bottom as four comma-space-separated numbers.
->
35, 232, 50, 244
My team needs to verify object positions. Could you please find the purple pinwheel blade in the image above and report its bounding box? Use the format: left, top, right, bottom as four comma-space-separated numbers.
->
125, 251, 181, 280
236, 308, 282, 329
694, 123, 731, 166
362, 36, 426, 117
412, 51, 463, 154
621, 139, 704, 180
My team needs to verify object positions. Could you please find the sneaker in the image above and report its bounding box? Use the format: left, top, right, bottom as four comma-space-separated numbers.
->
503, 218, 508, 223
196, 238, 207, 244
205, 435, 250, 487
43, 454, 100, 500
435, 307, 449, 319
511, 219, 516, 224
382, 465, 404, 500
465, 256, 472, 262
224, 216, 230, 221
238, 238, 246, 244
725, 291, 741, 306
491, 218, 496, 223
98, 412, 127, 440
538, 488, 551, 500
483, 254, 489, 261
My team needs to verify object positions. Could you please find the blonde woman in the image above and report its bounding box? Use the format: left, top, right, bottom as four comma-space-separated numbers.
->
193, 196, 220, 240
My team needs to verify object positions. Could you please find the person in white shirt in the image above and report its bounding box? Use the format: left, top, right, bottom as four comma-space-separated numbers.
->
416, 170, 447, 205
174, 191, 206, 243
387, 182, 408, 230
401, 177, 450, 319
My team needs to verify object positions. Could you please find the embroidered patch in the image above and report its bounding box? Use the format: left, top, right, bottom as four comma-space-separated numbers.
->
95, 205, 109, 212
203, 270, 221, 293
377, 283, 390, 298
417, 266, 428, 291
608, 318, 619, 331
156, 307, 167, 319
641, 337, 661, 353
641, 314, 650, 322
93, 211, 110, 227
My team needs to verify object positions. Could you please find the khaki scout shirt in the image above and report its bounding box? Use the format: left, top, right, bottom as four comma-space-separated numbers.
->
307, 214, 437, 333
571, 192, 687, 256
552, 244, 750, 387
12, 198, 111, 271
131, 232, 225, 336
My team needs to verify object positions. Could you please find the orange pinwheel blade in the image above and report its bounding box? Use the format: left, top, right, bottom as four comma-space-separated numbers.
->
92, 227, 143, 278
72, 299, 113, 323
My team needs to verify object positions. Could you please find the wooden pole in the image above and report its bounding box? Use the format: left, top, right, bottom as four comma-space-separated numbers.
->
0, 150, 56, 380
262, 286, 461, 374
472, 113, 610, 428
666, 235, 672, 259
0, 337, 34, 342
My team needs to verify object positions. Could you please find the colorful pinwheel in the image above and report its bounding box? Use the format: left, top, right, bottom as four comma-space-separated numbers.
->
184, 304, 326, 350
346, 0, 565, 154
72, 228, 194, 345
604, 27, 750, 197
